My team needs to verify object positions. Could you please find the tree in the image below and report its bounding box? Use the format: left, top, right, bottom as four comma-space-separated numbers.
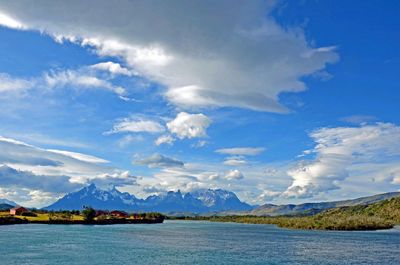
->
82, 207, 96, 222
48, 211, 55, 221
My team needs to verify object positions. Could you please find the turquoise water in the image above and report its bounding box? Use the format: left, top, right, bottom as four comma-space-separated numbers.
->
0, 220, 399, 265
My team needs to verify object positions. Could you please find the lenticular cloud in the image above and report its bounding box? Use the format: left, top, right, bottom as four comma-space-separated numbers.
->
0, 0, 338, 113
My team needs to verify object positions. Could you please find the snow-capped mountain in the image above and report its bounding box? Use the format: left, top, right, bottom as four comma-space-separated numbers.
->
0, 198, 18, 206
190, 189, 251, 211
43, 184, 253, 213
44, 184, 139, 211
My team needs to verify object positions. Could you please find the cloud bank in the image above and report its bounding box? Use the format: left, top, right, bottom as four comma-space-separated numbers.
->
0, 0, 338, 113
283, 123, 400, 198
0, 136, 137, 206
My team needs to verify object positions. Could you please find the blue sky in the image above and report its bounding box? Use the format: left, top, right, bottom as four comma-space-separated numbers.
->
0, 0, 399, 207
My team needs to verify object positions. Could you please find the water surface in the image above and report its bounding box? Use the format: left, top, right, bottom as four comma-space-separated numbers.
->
0, 220, 399, 264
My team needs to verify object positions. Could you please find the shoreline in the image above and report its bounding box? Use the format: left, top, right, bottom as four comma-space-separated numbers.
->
166, 216, 395, 231
0, 217, 164, 226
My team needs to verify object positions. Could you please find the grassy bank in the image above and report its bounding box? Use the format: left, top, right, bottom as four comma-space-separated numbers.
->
168, 197, 400, 231
0, 211, 165, 225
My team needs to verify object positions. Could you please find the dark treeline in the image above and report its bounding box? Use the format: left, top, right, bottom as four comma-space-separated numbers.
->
31, 209, 81, 214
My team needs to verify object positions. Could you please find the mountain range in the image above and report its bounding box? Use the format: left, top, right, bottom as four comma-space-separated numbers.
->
43, 184, 254, 212
0, 199, 17, 207
7, 184, 399, 216
207, 191, 400, 217
0, 204, 15, 210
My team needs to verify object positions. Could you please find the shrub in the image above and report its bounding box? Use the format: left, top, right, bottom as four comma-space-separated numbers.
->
82, 207, 96, 222
21, 212, 37, 217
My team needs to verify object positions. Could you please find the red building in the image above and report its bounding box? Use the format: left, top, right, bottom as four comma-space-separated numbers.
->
133, 214, 140, 219
95, 210, 109, 217
9, 206, 28, 215
110, 210, 128, 218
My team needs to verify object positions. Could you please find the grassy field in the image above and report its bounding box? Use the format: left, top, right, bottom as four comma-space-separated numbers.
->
0, 211, 163, 222
0, 212, 83, 221
169, 197, 400, 231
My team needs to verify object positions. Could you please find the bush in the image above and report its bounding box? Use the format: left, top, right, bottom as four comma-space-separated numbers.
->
21, 212, 37, 217
71, 210, 80, 215
81, 207, 96, 222
145, 212, 165, 220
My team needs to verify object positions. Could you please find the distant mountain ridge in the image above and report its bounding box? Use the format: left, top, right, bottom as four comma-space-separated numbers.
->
210, 191, 400, 217
0, 199, 18, 206
43, 184, 254, 212
0, 203, 15, 210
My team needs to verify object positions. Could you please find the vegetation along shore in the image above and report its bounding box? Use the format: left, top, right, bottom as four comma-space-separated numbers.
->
168, 197, 400, 231
0, 207, 164, 226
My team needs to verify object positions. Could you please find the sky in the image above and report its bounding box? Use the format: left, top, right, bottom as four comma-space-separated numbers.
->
0, 0, 399, 208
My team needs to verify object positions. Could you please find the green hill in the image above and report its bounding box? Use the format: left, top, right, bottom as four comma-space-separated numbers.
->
320, 197, 400, 223
198, 191, 400, 217
248, 192, 400, 216
175, 197, 400, 231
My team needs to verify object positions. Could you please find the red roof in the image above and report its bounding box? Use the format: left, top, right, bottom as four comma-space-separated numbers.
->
111, 210, 128, 217
10, 206, 27, 211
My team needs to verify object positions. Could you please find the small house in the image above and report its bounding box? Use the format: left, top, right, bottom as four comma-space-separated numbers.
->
110, 210, 128, 218
10, 206, 28, 215
133, 214, 140, 219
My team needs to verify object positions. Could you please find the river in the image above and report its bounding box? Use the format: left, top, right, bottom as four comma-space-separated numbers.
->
1, 220, 399, 264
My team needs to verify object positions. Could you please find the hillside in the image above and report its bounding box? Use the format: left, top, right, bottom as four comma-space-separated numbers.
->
271, 197, 400, 230
319, 197, 400, 223
237, 191, 400, 216
178, 197, 400, 231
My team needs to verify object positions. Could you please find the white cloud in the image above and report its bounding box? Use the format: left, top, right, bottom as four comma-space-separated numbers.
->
258, 190, 280, 201
167, 112, 212, 139
133, 153, 184, 168
224, 169, 244, 181
130, 160, 237, 198
0, 136, 137, 206
89, 170, 137, 187
208, 173, 220, 181
119, 96, 140, 102
47, 150, 109, 164
0, 65, 129, 97
89, 61, 136, 76
0, 73, 33, 94
340, 115, 377, 124
0, 11, 26, 29
223, 160, 248, 166
135, 166, 218, 197
118, 134, 145, 147
223, 156, 250, 166
0, 187, 58, 208
1, 133, 89, 148
106, 118, 165, 134
0, 165, 82, 193
191, 140, 207, 148
0, 136, 135, 186
44, 69, 126, 95
216, 147, 265, 156
283, 123, 400, 198
0, 0, 338, 112
155, 135, 175, 146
